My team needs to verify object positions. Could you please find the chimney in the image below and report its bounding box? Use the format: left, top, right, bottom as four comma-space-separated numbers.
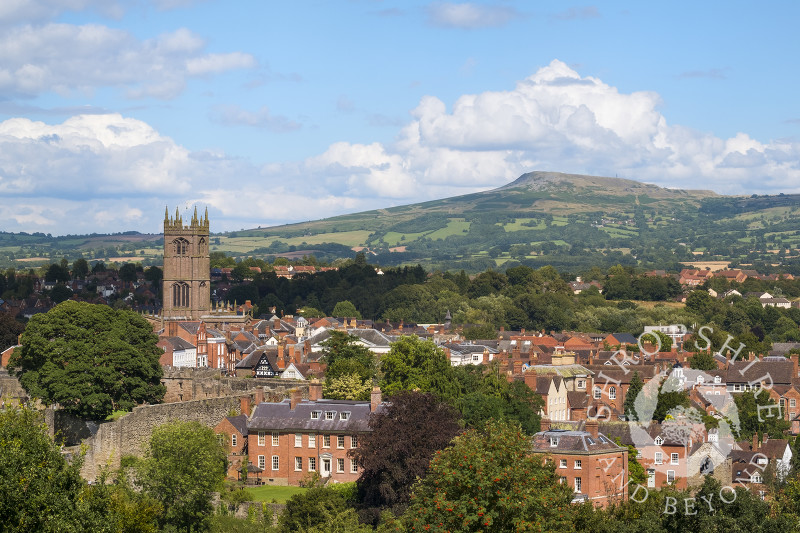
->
585, 418, 599, 439
254, 388, 264, 406
240, 396, 251, 416
589, 350, 594, 364
290, 389, 302, 410
793, 353, 799, 378
541, 417, 551, 432
752, 432, 758, 451
370, 386, 382, 412
309, 379, 323, 401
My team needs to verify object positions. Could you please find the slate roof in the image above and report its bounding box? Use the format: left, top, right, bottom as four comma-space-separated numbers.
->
527, 364, 593, 378
235, 347, 279, 371
725, 359, 795, 385
163, 336, 196, 351
226, 414, 248, 436
531, 428, 622, 454
608, 333, 638, 345
248, 399, 381, 432
179, 321, 202, 335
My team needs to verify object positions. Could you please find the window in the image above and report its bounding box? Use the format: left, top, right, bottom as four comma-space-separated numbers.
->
172, 282, 189, 308
350, 459, 358, 473
258, 455, 265, 470
325, 411, 335, 420
295, 457, 302, 471
295, 434, 302, 447
337, 458, 345, 473
609, 386, 617, 400
577, 379, 586, 389
337, 435, 345, 449
559, 476, 567, 484
272, 432, 279, 446
574, 460, 582, 469
593, 387, 601, 399
231, 434, 237, 447
654, 436, 663, 446
791, 399, 797, 408
667, 470, 675, 483
753, 472, 763, 484
323, 435, 331, 448
258, 431, 265, 446
351, 435, 358, 448
309, 457, 316, 471
172, 238, 189, 255
574, 477, 582, 493
714, 376, 721, 384
655, 452, 663, 465
340, 412, 350, 421
311, 411, 320, 420
308, 434, 316, 448
671, 453, 679, 465
780, 398, 786, 408
559, 459, 567, 468
550, 436, 559, 447
734, 384, 741, 392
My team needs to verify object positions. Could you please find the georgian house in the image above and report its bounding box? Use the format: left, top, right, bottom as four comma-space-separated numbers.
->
245, 383, 384, 485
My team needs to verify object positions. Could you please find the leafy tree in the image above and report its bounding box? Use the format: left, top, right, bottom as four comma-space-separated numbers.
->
50, 283, 73, 303
138, 421, 227, 533
144, 266, 163, 286
119, 263, 138, 283
379, 335, 459, 401
44, 262, 70, 283
623, 371, 644, 421
332, 300, 362, 319
689, 351, 717, 370
733, 390, 790, 440
299, 306, 325, 318
9, 301, 166, 420
0, 406, 88, 532
279, 486, 350, 533
323, 373, 372, 401
321, 331, 375, 381
639, 330, 672, 352
351, 391, 462, 521
72, 258, 89, 280
461, 323, 497, 340
653, 389, 691, 422
0, 311, 24, 351
404, 419, 574, 532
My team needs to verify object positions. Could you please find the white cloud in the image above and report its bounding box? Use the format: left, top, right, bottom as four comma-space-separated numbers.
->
0, 24, 256, 99
2, 60, 800, 235
427, 2, 521, 29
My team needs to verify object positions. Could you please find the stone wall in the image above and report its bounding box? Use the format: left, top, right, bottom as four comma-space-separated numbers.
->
76, 379, 309, 482
161, 367, 306, 403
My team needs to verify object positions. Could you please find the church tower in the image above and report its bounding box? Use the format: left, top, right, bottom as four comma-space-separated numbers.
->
162, 206, 210, 320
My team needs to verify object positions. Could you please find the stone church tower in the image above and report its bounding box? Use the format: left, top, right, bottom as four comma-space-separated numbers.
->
162, 206, 210, 320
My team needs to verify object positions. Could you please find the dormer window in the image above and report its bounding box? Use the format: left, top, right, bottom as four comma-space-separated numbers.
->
550, 436, 559, 447
654, 436, 663, 446
340, 412, 350, 421
714, 376, 721, 384
325, 411, 335, 420
311, 411, 320, 420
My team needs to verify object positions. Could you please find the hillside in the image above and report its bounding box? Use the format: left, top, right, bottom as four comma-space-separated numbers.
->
3, 171, 800, 273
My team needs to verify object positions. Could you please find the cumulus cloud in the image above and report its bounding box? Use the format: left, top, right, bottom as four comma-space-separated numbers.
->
2, 60, 800, 235
0, 24, 256, 99
427, 2, 522, 29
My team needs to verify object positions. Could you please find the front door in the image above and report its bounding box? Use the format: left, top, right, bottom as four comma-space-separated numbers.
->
647, 469, 655, 488
322, 458, 331, 477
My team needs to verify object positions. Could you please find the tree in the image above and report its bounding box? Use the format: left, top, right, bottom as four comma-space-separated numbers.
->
689, 351, 717, 370
623, 371, 644, 421
44, 262, 70, 283
50, 283, 73, 303
0, 311, 24, 351
72, 258, 89, 280
321, 331, 375, 382
639, 330, 672, 352
404, 419, 574, 532
351, 391, 462, 521
119, 263, 138, 283
379, 335, 459, 401
138, 421, 227, 533
323, 373, 372, 401
144, 266, 163, 285
0, 406, 88, 532
332, 300, 362, 319
9, 301, 166, 420
734, 391, 790, 440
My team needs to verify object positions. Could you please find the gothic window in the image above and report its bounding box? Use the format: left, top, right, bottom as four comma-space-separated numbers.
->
198, 237, 206, 255
172, 282, 189, 307
173, 238, 190, 255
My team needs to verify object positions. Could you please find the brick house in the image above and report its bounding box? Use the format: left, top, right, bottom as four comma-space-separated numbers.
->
215, 408, 250, 480
531, 419, 628, 507
245, 384, 384, 486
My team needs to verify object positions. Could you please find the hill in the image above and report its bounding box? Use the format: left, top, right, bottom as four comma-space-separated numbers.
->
3, 172, 800, 273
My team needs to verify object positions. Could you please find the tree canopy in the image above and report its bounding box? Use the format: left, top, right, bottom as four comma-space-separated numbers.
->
137, 420, 227, 533
350, 391, 462, 521
405, 419, 574, 532
9, 300, 166, 419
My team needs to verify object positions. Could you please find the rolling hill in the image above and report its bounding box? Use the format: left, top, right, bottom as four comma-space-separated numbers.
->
3, 171, 800, 273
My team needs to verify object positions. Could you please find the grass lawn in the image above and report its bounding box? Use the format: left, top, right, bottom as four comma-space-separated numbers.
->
246, 485, 308, 503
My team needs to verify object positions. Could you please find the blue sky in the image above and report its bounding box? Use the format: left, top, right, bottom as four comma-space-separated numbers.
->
0, 1, 798, 235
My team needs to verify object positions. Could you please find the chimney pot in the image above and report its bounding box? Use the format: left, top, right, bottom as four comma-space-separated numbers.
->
371, 386, 382, 412
586, 418, 599, 439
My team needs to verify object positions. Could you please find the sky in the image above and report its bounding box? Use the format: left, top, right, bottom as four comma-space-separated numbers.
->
0, 1, 798, 236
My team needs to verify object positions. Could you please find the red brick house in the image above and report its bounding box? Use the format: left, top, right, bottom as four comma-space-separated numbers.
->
245, 384, 384, 486
531, 419, 628, 507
